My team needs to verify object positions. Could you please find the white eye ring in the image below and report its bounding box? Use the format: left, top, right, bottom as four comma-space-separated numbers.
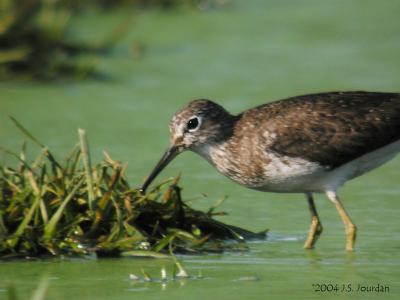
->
186, 116, 202, 132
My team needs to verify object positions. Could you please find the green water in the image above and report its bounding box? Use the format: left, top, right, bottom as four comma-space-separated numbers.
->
1, 0, 400, 299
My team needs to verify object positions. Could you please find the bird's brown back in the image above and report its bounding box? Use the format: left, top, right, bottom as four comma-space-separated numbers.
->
235, 91, 400, 168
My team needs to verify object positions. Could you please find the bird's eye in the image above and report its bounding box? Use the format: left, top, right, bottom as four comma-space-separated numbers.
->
186, 117, 200, 132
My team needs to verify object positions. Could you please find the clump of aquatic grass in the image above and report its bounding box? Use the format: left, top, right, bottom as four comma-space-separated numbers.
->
0, 118, 266, 259
0, 0, 129, 80
0, 0, 228, 80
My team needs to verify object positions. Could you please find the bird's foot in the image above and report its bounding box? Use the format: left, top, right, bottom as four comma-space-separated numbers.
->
304, 217, 323, 249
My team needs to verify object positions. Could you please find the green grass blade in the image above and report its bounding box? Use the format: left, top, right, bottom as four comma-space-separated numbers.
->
0, 214, 7, 236
9, 116, 45, 148
78, 128, 95, 211
44, 179, 83, 241
7, 194, 40, 248
8, 116, 62, 170
152, 231, 178, 252
39, 199, 48, 224
0, 146, 35, 173
30, 277, 49, 300
121, 250, 171, 259
7, 284, 17, 300
32, 148, 48, 169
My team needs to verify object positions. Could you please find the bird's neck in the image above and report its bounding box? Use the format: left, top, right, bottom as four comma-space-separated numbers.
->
193, 138, 238, 176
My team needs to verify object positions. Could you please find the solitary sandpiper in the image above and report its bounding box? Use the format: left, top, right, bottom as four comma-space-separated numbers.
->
141, 91, 400, 251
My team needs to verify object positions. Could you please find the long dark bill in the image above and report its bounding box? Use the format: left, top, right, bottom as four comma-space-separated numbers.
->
140, 146, 180, 194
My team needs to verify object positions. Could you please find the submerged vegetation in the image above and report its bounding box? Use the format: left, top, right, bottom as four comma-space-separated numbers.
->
0, 0, 132, 80
0, 118, 266, 259
0, 0, 230, 80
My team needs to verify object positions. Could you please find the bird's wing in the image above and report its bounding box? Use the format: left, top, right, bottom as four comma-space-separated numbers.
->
252, 92, 400, 168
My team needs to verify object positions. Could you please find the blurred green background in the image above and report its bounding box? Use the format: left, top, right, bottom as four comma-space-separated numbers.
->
1, 0, 400, 299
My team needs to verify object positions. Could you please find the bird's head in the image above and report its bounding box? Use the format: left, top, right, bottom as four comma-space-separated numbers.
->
140, 99, 234, 193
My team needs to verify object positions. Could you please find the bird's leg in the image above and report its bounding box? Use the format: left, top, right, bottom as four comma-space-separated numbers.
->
304, 193, 323, 249
326, 191, 357, 251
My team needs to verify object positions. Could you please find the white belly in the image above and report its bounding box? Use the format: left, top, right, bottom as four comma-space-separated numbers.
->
258, 139, 400, 193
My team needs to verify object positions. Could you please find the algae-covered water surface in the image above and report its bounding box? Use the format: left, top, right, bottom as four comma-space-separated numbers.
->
1, 0, 400, 299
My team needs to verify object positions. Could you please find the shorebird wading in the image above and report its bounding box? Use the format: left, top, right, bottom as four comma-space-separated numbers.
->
141, 91, 400, 251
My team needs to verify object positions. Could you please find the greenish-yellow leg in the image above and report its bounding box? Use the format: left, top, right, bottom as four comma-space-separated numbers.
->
304, 193, 323, 249
326, 191, 357, 251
